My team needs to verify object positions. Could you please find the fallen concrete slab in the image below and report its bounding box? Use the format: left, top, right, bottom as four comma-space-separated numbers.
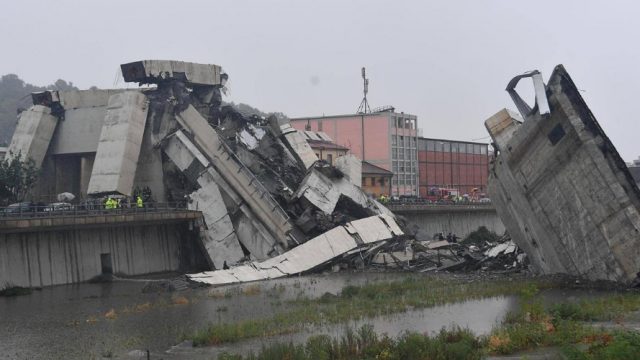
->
120, 60, 224, 86
175, 105, 297, 247
335, 154, 362, 186
6, 105, 58, 166
87, 92, 149, 195
486, 65, 640, 284
189, 181, 245, 269
187, 214, 403, 286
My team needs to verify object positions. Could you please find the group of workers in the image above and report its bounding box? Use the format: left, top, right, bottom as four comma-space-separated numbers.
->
104, 196, 144, 209
435, 232, 459, 243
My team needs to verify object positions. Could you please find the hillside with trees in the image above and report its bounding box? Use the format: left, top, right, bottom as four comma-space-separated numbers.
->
0, 74, 78, 145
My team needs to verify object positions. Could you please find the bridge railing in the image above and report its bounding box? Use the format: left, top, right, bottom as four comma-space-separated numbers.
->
0, 202, 192, 219
385, 200, 493, 206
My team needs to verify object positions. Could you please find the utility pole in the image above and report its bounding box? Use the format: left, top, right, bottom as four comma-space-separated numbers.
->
356, 67, 371, 161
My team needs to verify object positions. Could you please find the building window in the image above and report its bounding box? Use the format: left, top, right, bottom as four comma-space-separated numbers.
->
392, 148, 397, 159
327, 153, 333, 165
380, 178, 385, 186
392, 136, 397, 146
480, 145, 487, 155
451, 143, 459, 153
427, 140, 435, 151
370, 178, 375, 186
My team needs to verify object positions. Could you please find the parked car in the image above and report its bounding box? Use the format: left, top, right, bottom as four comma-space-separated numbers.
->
3, 202, 35, 215
44, 202, 73, 212
479, 197, 492, 203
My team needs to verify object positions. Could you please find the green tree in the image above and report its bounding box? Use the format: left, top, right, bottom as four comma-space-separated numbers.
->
0, 152, 39, 204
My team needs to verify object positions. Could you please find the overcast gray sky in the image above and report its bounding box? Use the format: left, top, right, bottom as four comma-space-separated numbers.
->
1, 0, 638, 161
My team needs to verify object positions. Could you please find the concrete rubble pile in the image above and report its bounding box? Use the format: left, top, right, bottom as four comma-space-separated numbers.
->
485, 65, 640, 285
357, 231, 527, 274
6, 60, 407, 284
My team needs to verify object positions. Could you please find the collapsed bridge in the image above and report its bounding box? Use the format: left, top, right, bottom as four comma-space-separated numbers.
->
486, 65, 640, 285
3, 60, 406, 286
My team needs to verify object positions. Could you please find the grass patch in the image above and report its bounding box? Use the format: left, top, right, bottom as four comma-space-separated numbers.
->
486, 286, 640, 356
214, 287, 640, 359
189, 275, 561, 346
217, 324, 485, 360
562, 330, 640, 359
242, 284, 262, 296
548, 294, 640, 321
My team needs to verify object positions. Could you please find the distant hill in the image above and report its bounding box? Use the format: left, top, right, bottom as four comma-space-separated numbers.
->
0, 74, 78, 145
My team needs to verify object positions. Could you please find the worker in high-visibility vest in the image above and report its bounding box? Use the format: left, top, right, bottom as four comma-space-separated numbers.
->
136, 196, 143, 208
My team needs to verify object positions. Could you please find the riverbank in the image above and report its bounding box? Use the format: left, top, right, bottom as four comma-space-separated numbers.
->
209, 282, 640, 359
0, 270, 636, 359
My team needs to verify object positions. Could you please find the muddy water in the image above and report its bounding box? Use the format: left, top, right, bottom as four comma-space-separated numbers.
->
0, 272, 616, 359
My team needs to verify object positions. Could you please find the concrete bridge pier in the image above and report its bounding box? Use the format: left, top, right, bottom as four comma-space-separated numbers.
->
388, 204, 505, 240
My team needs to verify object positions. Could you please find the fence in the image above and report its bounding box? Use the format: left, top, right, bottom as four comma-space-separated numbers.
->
0, 202, 191, 219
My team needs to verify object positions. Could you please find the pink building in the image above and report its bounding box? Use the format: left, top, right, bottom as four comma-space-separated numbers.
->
291, 110, 418, 196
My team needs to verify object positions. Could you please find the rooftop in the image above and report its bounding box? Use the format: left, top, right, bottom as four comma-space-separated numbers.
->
362, 161, 393, 176
308, 139, 350, 151
292, 111, 416, 121
419, 137, 489, 146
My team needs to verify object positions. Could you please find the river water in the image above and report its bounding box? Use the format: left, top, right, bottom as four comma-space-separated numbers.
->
0, 272, 615, 359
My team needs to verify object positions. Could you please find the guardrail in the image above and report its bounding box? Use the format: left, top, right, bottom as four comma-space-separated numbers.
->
385, 200, 493, 206
0, 202, 191, 219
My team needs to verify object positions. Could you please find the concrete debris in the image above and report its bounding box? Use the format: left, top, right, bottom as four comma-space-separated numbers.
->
362, 232, 527, 273
6, 105, 58, 166
486, 65, 640, 285
335, 154, 362, 186
188, 180, 244, 269
9, 59, 406, 281
187, 215, 404, 286
87, 92, 149, 196
277, 122, 318, 169
56, 192, 75, 202
120, 60, 225, 86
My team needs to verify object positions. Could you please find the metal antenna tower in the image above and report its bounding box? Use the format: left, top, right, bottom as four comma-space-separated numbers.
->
356, 67, 371, 114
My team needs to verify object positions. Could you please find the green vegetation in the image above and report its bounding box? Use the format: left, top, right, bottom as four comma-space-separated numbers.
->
563, 331, 640, 359
487, 285, 640, 357
212, 284, 640, 359
189, 276, 560, 346
0, 151, 39, 203
217, 325, 484, 360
